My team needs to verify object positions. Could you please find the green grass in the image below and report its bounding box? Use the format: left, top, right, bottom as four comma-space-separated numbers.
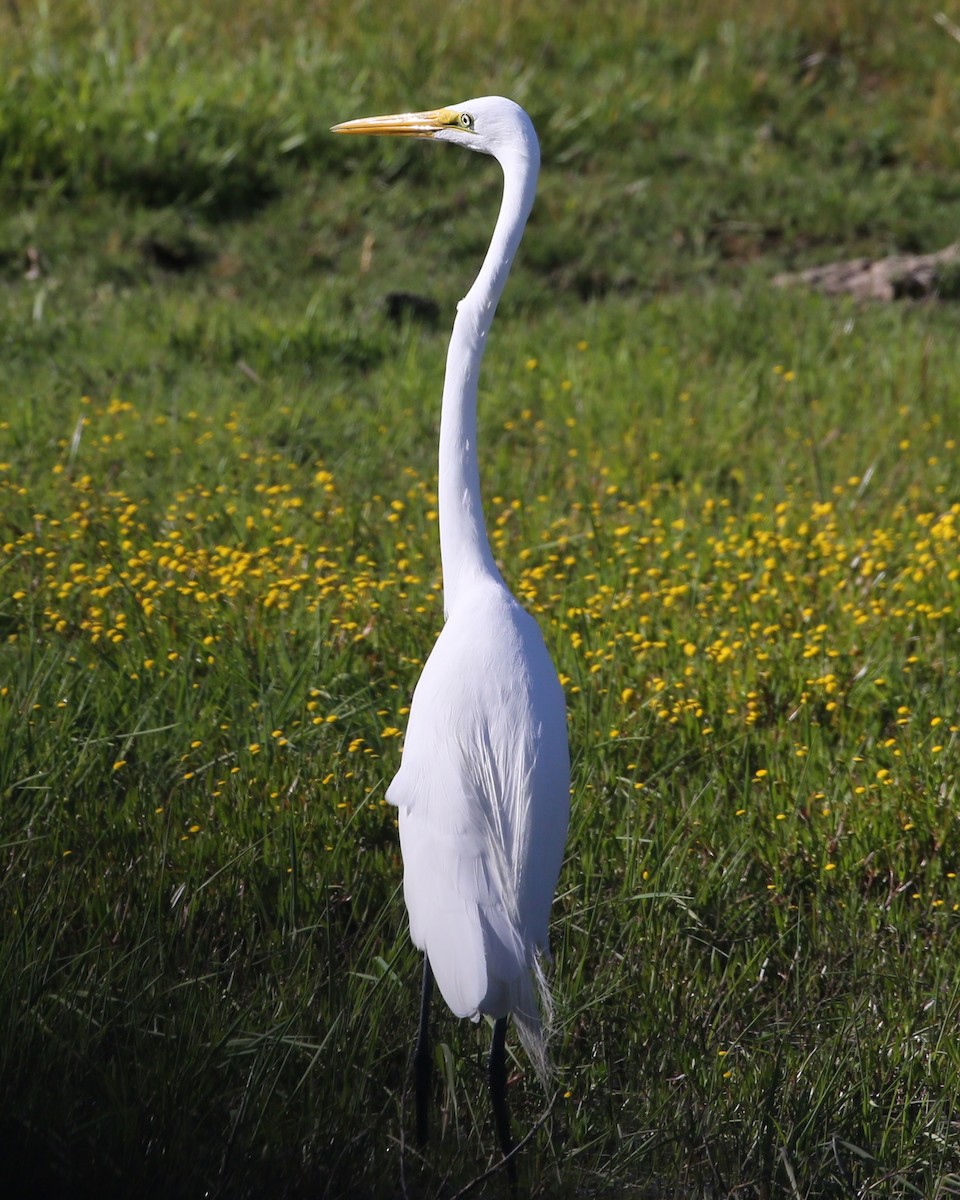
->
2, 2, 959, 1197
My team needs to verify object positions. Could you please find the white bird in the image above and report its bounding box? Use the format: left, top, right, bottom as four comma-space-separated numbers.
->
332, 97, 570, 1174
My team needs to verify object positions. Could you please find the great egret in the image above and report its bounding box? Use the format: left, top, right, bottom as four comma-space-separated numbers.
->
332, 97, 570, 1175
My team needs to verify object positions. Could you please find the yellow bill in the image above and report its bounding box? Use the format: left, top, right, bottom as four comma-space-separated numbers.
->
331, 107, 471, 138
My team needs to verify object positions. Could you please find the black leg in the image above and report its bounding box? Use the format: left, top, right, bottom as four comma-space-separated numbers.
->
489, 1015, 516, 1187
414, 955, 434, 1146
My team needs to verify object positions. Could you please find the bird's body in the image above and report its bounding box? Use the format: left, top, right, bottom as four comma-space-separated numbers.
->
333, 96, 569, 1170
388, 576, 568, 1063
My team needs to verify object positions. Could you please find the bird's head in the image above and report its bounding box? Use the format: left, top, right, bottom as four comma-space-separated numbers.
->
332, 95, 538, 170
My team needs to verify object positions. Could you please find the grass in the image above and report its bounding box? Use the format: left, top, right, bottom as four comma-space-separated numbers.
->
1, 1, 959, 1196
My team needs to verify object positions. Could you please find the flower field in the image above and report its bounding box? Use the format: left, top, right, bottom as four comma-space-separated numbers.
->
2, 2, 959, 1197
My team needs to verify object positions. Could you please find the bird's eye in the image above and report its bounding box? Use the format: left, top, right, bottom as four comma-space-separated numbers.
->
458, 112, 474, 130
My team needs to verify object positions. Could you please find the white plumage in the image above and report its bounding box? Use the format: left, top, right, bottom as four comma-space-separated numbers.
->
387, 578, 569, 1079
333, 95, 570, 1163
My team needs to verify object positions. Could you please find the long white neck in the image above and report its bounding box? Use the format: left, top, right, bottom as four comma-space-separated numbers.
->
438, 144, 539, 617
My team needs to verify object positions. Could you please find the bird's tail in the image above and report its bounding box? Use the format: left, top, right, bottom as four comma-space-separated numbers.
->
511, 950, 555, 1094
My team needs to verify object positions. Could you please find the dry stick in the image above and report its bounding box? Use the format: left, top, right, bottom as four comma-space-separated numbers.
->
934, 11, 960, 45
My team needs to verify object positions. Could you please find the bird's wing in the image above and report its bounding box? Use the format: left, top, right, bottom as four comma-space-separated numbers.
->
386, 582, 569, 1019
